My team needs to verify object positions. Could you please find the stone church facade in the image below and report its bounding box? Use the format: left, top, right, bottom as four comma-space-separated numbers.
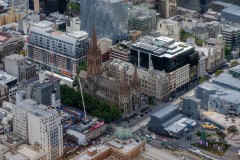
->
79, 27, 141, 116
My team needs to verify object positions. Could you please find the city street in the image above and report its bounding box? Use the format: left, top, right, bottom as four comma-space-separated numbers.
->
139, 144, 180, 160
129, 80, 198, 132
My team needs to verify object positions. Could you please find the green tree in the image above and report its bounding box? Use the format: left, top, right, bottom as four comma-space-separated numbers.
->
216, 131, 226, 140
225, 44, 231, 60
199, 76, 207, 84
231, 61, 239, 68
67, 2, 80, 12
148, 96, 154, 105
196, 131, 201, 137
180, 28, 203, 46
102, 112, 111, 123
215, 70, 223, 77
110, 104, 122, 121
60, 84, 122, 123
19, 50, 26, 56
77, 62, 87, 73
227, 125, 239, 134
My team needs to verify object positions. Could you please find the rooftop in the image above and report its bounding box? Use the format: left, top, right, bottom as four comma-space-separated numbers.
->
212, 73, 240, 91
5, 54, 25, 61
201, 111, 240, 130
183, 96, 201, 103
152, 105, 178, 119
222, 5, 240, 16
211, 1, 234, 8
0, 32, 12, 43
165, 117, 196, 134
131, 36, 193, 58
0, 70, 17, 85
16, 99, 58, 119
108, 139, 142, 153
211, 89, 240, 104
17, 144, 46, 159
72, 144, 110, 160
198, 82, 224, 92
229, 65, 240, 73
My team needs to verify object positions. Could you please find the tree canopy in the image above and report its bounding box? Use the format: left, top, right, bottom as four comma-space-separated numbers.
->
225, 44, 231, 60
230, 61, 239, 68
67, 2, 80, 12
180, 29, 204, 46
215, 70, 223, 77
227, 125, 239, 134
61, 84, 122, 123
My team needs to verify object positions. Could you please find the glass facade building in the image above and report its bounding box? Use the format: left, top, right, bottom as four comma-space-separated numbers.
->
177, 0, 215, 13
80, 0, 128, 44
129, 36, 199, 73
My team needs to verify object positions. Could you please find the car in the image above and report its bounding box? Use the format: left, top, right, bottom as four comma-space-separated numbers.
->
179, 145, 186, 148
162, 138, 168, 142
151, 134, 156, 139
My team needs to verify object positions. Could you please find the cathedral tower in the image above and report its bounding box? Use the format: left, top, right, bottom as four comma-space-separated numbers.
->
87, 26, 102, 77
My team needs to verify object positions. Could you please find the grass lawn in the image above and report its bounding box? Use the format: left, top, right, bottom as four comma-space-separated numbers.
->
191, 142, 231, 156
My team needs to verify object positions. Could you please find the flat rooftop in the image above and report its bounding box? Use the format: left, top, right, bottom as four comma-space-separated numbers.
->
152, 105, 178, 119
17, 99, 58, 118
198, 82, 224, 92
222, 5, 240, 16
18, 144, 46, 159
165, 117, 196, 134
212, 73, 240, 91
201, 111, 240, 130
0, 70, 17, 85
229, 65, 240, 73
5, 54, 25, 61
108, 139, 142, 153
211, 89, 240, 104
72, 144, 110, 160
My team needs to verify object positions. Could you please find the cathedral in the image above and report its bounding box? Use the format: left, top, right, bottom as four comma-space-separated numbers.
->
79, 27, 141, 116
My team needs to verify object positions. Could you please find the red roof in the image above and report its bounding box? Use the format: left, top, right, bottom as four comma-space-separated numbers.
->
0, 33, 12, 43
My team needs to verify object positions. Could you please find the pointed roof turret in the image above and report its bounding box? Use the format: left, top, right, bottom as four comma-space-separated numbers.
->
149, 59, 154, 70
132, 65, 140, 89
120, 68, 129, 96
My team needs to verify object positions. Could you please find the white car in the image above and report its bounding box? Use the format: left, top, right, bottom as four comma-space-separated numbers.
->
151, 134, 156, 139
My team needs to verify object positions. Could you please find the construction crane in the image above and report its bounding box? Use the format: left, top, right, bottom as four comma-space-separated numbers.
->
48, 28, 57, 109
78, 77, 87, 121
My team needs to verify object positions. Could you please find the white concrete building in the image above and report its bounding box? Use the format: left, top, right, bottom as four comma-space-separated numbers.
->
12, 99, 63, 160
168, 64, 190, 93
157, 19, 180, 41
66, 17, 81, 32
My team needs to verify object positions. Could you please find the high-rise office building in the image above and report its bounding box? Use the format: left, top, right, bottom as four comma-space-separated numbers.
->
80, 0, 128, 44
4, 54, 37, 81
156, 0, 177, 18
29, 0, 58, 15
27, 21, 89, 78
12, 99, 63, 160
177, 0, 215, 13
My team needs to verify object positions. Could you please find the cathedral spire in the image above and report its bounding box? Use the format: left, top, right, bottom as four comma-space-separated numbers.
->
120, 68, 129, 96
87, 25, 102, 77
132, 65, 140, 89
